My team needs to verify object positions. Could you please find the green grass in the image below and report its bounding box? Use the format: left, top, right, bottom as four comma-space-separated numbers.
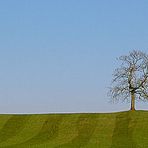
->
0, 110, 148, 147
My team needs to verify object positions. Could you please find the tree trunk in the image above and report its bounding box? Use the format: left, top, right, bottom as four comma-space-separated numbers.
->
130, 92, 135, 111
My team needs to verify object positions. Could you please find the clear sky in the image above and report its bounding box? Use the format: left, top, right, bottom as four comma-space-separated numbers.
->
0, 0, 148, 113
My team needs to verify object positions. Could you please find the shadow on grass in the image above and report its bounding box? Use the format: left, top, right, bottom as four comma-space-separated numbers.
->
111, 111, 139, 148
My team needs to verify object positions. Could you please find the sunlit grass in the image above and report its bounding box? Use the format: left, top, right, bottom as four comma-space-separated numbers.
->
0, 111, 147, 147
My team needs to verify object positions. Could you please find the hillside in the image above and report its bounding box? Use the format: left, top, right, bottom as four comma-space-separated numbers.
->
0, 110, 147, 147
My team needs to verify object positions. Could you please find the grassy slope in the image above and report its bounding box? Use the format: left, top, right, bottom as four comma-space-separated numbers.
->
0, 111, 148, 147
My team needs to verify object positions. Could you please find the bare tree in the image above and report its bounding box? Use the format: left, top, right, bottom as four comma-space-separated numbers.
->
109, 50, 148, 111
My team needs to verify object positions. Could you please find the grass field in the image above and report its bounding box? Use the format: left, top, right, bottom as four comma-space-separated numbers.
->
0, 110, 148, 147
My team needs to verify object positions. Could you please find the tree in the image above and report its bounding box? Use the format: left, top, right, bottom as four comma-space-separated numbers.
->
109, 50, 148, 111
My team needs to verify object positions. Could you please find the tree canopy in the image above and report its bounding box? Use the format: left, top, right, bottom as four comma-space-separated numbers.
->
109, 50, 148, 110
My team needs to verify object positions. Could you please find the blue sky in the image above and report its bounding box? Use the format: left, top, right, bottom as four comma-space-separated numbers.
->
0, 0, 148, 113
